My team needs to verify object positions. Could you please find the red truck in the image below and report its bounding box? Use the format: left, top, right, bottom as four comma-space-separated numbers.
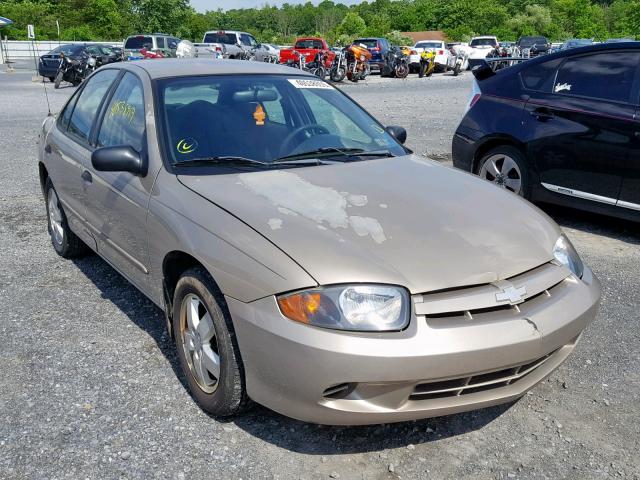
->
279, 37, 335, 68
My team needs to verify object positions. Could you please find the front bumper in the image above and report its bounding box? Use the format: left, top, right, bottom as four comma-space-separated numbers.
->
227, 266, 600, 425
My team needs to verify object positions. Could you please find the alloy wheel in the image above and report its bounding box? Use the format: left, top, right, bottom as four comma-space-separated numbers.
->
479, 154, 523, 194
47, 188, 64, 245
179, 293, 221, 394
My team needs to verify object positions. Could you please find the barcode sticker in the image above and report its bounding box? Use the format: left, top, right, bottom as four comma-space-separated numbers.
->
288, 78, 333, 89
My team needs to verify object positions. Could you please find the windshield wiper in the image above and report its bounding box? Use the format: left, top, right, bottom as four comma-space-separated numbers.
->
274, 147, 395, 163
174, 156, 269, 168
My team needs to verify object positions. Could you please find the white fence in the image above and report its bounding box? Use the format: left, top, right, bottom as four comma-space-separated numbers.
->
1, 39, 123, 64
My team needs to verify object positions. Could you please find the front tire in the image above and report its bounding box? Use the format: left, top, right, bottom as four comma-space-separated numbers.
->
173, 267, 248, 417
477, 146, 531, 198
54, 71, 63, 89
395, 64, 409, 79
44, 178, 87, 258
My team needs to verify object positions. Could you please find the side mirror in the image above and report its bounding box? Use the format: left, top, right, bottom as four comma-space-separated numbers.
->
92, 146, 146, 176
385, 125, 407, 144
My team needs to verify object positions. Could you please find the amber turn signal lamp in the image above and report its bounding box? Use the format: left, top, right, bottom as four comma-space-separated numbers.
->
277, 293, 322, 324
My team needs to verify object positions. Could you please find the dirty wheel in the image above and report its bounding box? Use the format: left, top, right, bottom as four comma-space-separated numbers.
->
173, 267, 249, 417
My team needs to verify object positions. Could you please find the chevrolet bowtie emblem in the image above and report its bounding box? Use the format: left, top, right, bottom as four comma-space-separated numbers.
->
495, 285, 527, 304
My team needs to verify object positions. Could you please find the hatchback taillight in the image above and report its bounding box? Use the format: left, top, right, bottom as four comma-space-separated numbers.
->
468, 93, 481, 110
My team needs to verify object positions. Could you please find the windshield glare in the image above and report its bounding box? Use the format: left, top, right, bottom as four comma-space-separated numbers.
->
158, 75, 406, 167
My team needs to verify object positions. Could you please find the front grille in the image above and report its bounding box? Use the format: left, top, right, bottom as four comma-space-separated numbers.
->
413, 262, 571, 324
409, 350, 556, 400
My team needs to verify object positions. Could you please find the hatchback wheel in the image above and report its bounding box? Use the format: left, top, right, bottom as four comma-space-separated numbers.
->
477, 146, 530, 198
44, 178, 88, 258
173, 267, 248, 416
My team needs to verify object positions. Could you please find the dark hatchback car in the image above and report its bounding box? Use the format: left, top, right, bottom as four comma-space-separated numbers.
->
39, 43, 120, 81
452, 42, 640, 221
352, 37, 392, 73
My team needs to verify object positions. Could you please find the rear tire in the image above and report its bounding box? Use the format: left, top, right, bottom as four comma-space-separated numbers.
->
173, 267, 249, 417
476, 146, 531, 199
44, 178, 88, 258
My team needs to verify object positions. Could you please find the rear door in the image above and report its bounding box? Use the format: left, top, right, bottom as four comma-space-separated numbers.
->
522, 50, 640, 204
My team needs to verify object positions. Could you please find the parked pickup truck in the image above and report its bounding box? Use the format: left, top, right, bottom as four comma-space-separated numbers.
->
279, 37, 335, 68
194, 30, 273, 61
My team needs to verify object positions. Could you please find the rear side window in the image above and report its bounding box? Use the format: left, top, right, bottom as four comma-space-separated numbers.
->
553, 52, 640, 103
68, 69, 119, 144
97, 73, 145, 152
520, 58, 563, 92
156, 37, 165, 49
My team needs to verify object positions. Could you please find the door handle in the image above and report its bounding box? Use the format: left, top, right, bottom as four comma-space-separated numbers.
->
44, 144, 52, 154
81, 170, 93, 183
530, 108, 554, 121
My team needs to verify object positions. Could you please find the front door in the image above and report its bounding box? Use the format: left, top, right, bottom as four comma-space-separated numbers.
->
523, 50, 640, 205
46, 69, 120, 245
84, 71, 154, 291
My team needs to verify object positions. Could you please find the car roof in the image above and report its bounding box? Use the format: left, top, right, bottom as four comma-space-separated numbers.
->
115, 58, 314, 79
499, 41, 640, 75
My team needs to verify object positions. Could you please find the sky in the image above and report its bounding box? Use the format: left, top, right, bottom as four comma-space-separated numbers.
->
191, 0, 361, 12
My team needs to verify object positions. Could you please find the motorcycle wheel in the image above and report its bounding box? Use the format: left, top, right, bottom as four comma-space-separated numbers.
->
313, 66, 326, 80
54, 71, 63, 89
453, 64, 460, 76
395, 64, 409, 79
330, 67, 346, 83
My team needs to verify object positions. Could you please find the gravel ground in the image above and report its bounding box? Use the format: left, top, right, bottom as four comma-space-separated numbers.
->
0, 69, 638, 480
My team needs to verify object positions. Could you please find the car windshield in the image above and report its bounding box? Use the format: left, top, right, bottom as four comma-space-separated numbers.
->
470, 38, 496, 47
203, 32, 238, 44
158, 75, 406, 168
125, 36, 153, 50
518, 37, 547, 47
49, 44, 84, 56
415, 42, 442, 49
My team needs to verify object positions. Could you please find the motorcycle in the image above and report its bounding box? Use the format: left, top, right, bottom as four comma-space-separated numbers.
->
451, 47, 469, 76
236, 44, 257, 61
305, 51, 327, 80
418, 50, 436, 78
329, 50, 347, 82
54, 52, 89, 89
386, 47, 409, 79
263, 51, 279, 63
285, 50, 307, 70
139, 47, 165, 59
345, 44, 371, 83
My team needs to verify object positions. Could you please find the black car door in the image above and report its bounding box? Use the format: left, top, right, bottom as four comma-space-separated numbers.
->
522, 51, 640, 205
619, 103, 640, 212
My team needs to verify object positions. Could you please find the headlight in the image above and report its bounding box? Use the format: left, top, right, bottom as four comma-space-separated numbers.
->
277, 285, 409, 332
553, 235, 584, 278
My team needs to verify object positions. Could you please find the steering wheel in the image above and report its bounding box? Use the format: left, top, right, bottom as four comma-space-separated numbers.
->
280, 124, 330, 156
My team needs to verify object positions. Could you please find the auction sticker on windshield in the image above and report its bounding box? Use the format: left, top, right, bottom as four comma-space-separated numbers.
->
288, 78, 333, 89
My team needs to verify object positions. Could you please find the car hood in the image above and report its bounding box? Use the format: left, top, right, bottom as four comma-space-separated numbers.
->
178, 156, 560, 294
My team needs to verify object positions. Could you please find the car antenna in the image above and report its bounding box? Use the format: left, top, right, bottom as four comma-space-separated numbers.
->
41, 76, 53, 116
